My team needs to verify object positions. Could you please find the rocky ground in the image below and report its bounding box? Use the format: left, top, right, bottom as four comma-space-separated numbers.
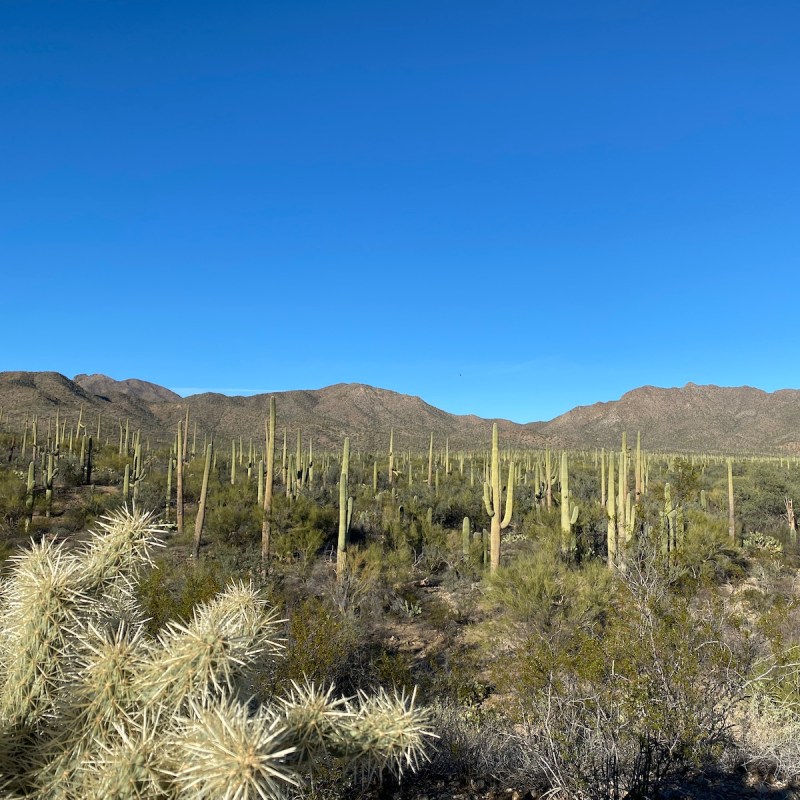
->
360, 770, 800, 799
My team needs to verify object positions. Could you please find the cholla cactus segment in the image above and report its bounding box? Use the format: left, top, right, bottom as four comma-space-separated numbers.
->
276, 680, 351, 765
31, 739, 92, 800
80, 711, 167, 800
63, 620, 150, 738
35, 720, 165, 800
140, 585, 284, 713
80, 507, 165, 594
341, 687, 436, 784
0, 508, 434, 798
202, 581, 286, 661
0, 539, 86, 728
167, 695, 298, 800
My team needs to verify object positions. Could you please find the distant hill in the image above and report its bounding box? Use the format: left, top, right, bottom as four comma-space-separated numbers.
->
74, 374, 182, 404
0, 372, 541, 451
538, 383, 800, 454
0, 371, 798, 454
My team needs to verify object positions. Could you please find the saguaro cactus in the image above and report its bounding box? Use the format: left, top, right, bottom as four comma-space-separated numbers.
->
483, 423, 514, 574
261, 397, 276, 568
337, 437, 352, 582
388, 428, 395, 486
663, 482, 678, 554
45, 451, 57, 518
165, 454, 173, 522
85, 435, 93, 486
427, 433, 433, 487
607, 451, 617, 569
545, 449, 553, 509
193, 442, 213, 561
25, 460, 35, 532
560, 451, 579, 558
462, 516, 471, 560
176, 423, 185, 536
727, 458, 735, 542
785, 497, 797, 545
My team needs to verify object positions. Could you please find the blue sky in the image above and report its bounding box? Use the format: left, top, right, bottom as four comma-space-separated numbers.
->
2, 1, 798, 422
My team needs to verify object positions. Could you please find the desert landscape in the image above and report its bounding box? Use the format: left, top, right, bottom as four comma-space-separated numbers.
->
1, 372, 800, 798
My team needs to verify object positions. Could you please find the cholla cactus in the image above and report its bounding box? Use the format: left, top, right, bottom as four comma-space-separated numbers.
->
0, 507, 434, 799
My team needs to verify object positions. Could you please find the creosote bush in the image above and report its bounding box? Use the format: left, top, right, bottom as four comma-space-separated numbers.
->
0, 508, 434, 799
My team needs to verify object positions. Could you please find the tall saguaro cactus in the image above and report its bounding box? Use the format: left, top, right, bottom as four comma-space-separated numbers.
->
545, 449, 553, 509
483, 423, 514, 574
607, 451, 617, 569
45, 451, 57, 518
25, 460, 35, 532
727, 458, 735, 542
337, 437, 352, 582
634, 431, 643, 501
560, 451, 579, 558
388, 428, 395, 486
176, 423, 185, 536
462, 516, 471, 560
261, 397, 276, 568
193, 442, 213, 561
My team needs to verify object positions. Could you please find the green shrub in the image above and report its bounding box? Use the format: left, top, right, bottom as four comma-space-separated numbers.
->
501, 556, 745, 799
0, 470, 26, 534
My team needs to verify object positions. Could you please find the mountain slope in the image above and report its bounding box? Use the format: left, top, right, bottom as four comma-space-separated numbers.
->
0, 372, 541, 451
74, 373, 181, 404
1, 372, 799, 454
539, 383, 800, 453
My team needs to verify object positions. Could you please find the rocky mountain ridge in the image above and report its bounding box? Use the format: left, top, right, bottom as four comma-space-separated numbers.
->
0, 371, 797, 454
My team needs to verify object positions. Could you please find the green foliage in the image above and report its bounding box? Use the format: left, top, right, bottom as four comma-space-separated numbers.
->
0, 470, 26, 533
672, 510, 746, 586
204, 483, 261, 547
487, 539, 614, 631
137, 557, 225, 635
734, 462, 795, 536
279, 596, 360, 687
501, 559, 745, 799
669, 457, 703, 504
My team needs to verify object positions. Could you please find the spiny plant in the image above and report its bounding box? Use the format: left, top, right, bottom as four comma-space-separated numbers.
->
0, 507, 434, 799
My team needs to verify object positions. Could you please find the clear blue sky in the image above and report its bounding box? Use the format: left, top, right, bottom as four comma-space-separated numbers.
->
2, 1, 798, 422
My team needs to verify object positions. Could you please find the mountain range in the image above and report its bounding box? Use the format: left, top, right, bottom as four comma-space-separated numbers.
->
0, 371, 798, 455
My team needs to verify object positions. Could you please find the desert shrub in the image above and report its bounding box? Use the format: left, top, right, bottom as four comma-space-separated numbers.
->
421, 702, 531, 787
204, 483, 261, 547
500, 551, 746, 799
735, 463, 795, 536
487, 539, 614, 632
57, 505, 91, 533
57, 459, 84, 489
137, 556, 226, 635
0, 471, 26, 533
673, 510, 746, 587
271, 494, 335, 564
430, 487, 484, 529
274, 596, 364, 690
